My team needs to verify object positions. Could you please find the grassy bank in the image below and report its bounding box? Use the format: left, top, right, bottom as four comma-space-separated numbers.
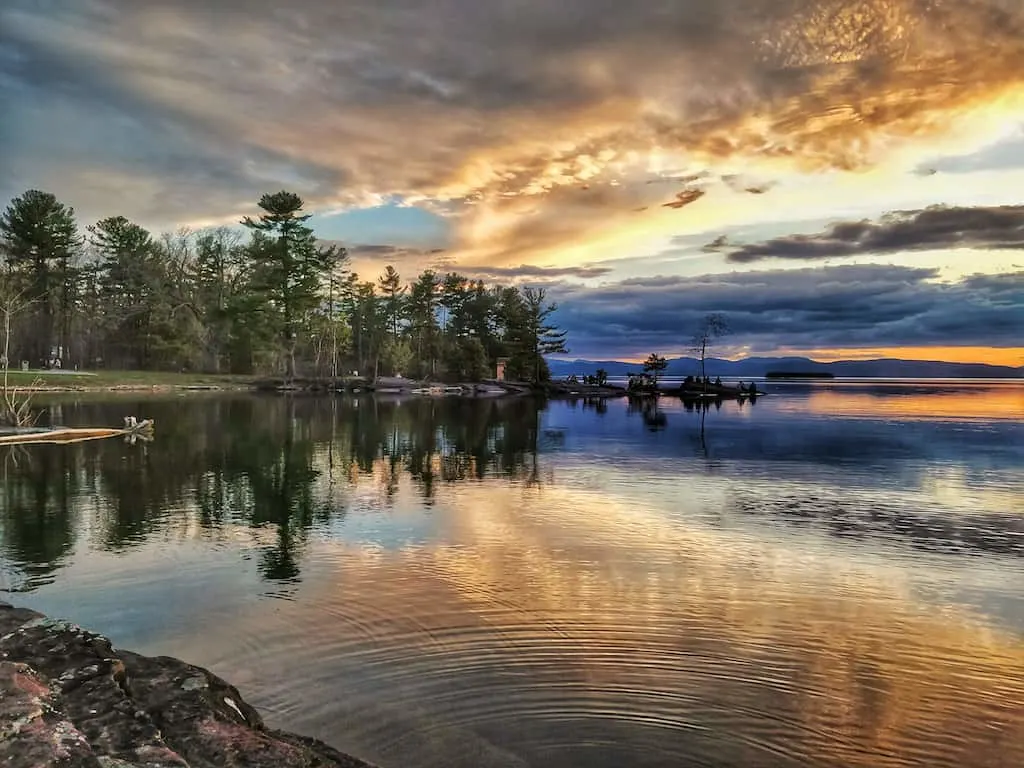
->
1, 370, 256, 392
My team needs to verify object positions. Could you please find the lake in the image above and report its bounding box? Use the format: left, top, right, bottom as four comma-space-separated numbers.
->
2, 380, 1022, 768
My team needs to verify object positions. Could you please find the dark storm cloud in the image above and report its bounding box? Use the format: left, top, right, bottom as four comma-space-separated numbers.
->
3, 0, 1024, 232
544, 265, 1024, 358
714, 205, 1024, 263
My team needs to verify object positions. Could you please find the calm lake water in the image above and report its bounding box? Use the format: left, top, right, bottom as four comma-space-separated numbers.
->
2, 380, 1023, 768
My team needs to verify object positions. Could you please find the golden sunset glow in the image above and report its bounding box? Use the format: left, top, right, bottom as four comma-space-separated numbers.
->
788, 347, 1024, 367
776, 382, 1024, 425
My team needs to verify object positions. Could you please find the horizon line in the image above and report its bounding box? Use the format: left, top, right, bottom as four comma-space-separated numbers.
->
549, 354, 1023, 369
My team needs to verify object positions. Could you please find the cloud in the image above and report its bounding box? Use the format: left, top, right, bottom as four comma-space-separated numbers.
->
345, 244, 447, 260
330, 243, 453, 280
544, 264, 1024, 358
721, 174, 777, 195
919, 126, 1024, 175
328, 243, 611, 281
459, 264, 613, 280
3, 0, 1024, 258
715, 205, 1024, 262
662, 188, 707, 210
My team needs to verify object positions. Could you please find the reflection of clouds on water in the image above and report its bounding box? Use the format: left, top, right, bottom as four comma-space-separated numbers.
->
0, 384, 1021, 767
152, 481, 1024, 768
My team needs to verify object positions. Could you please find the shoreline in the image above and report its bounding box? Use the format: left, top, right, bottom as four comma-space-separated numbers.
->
0, 601, 374, 768
7, 372, 1017, 398
9, 374, 626, 399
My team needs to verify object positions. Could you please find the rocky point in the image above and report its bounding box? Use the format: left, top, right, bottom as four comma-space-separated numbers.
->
0, 601, 374, 767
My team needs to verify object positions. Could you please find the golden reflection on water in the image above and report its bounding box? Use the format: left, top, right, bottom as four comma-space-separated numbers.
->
776, 382, 1024, 422
166, 478, 1024, 768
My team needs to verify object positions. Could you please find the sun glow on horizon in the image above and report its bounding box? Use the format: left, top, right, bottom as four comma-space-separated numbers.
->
555, 347, 1024, 368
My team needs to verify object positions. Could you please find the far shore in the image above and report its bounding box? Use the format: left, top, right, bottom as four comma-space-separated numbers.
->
6, 368, 1014, 399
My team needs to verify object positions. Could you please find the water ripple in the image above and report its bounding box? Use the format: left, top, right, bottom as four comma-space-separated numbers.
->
4, 388, 1023, 767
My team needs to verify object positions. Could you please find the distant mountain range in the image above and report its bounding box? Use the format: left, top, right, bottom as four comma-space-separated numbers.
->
547, 355, 1023, 379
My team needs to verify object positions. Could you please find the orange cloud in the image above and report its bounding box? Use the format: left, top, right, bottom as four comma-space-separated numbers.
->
6, 0, 1024, 241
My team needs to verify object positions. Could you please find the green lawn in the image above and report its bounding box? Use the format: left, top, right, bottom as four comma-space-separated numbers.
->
1, 369, 255, 389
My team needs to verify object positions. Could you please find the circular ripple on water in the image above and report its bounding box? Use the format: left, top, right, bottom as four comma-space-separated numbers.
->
183, 502, 1024, 768
191, 561, 878, 767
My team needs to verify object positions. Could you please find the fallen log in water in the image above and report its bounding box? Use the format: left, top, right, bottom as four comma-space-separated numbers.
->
0, 418, 154, 446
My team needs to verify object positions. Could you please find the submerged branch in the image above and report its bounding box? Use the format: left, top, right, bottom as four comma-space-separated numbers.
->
0, 285, 39, 427
0, 378, 41, 428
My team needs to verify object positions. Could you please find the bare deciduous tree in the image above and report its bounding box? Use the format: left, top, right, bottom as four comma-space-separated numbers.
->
0, 281, 40, 427
691, 313, 730, 383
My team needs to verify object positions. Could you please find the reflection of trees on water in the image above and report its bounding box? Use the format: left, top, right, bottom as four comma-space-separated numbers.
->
626, 396, 668, 431
0, 396, 543, 590
0, 445, 78, 590
624, 394, 760, 447
623, 394, 763, 460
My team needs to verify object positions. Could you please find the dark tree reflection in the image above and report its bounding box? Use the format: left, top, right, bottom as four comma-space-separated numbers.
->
0, 445, 78, 588
0, 394, 543, 590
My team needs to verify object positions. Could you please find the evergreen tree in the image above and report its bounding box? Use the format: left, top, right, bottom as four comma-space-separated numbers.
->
494, 286, 529, 378
0, 190, 82, 365
643, 353, 668, 383
465, 280, 497, 354
241, 191, 337, 379
440, 273, 468, 335
407, 270, 441, 377
377, 265, 406, 340
351, 281, 386, 377
88, 216, 162, 368
312, 246, 351, 377
521, 287, 568, 383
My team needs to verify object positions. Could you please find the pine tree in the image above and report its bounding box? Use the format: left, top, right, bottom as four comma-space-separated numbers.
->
316, 246, 351, 377
192, 227, 244, 372
377, 265, 406, 340
344, 280, 386, 377
521, 287, 568, 383
643, 353, 668, 383
439, 273, 468, 335
241, 191, 337, 379
0, 190, 82, 365
88, 216, 161, 368
407, 270, 441, 377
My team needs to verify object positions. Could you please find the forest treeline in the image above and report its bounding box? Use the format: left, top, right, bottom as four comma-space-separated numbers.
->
0, 190, 568, 381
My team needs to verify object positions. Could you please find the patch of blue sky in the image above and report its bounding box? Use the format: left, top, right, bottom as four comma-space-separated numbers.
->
311, 201, 451, 248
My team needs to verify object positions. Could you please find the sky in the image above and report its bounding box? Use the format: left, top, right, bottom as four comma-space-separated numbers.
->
2, 0, 1023, 364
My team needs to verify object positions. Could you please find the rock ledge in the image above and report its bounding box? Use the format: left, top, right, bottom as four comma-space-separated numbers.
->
0, 601, 374, 767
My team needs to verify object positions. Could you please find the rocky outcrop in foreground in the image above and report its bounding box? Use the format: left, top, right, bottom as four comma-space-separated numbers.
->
0, 602, 374, 768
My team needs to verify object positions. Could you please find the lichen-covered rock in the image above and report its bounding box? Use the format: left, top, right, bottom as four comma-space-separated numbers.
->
0, 661, 100, 767
0, 602, 375, 768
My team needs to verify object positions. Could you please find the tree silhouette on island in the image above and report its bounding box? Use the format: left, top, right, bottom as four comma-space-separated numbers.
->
692, 313, 730, 384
